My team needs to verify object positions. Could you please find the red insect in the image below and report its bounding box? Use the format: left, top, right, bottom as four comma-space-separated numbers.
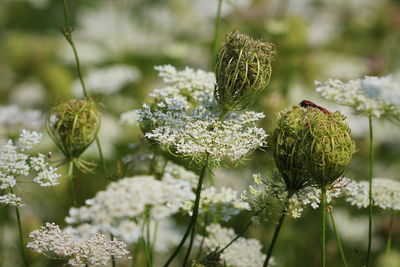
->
299, 100, 331, 115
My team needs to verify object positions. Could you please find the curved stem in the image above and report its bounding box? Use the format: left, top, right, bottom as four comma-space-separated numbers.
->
196, 213, 209, 260
163, 153, 209, 267
321, 188, 327, 267
96, 137, 108, 183
366, 115, 374, 266
386, 211, 394, 254
61, 0, 90, 99
211, 0, 223, 71
329, 210, 348, 267
263, 213, 286, 267
10, 188, 29, 267
68, 161, 77, 207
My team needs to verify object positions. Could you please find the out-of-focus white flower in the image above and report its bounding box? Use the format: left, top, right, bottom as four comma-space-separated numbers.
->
72, 65, 140, 96
183, 186, 250, 221
135, 65, 268, 164
345, 178, 400, 210
315, 76, 400, 119
0, 105, 43, 131
27, 222, 130, 266
119, 110, 138, 127
0, 130, 60, 206
10, 80, 46, 107
332, 209, 369, 246
200, 223, 275, 267
65, 175, 194, 244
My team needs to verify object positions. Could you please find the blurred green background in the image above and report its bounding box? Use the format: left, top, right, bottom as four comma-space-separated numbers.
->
1, 0, 400, 266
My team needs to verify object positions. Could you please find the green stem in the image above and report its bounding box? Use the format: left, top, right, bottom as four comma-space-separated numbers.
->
61, 0, 90, 99
10, 188, 29, 267
146, 218, 153, 267
163, 153, 210, 267
263, 212, 286, 267
196, 214, 209, 260
386, 211, 395, 254
366, 115, 374, 267
110, 234, 116, 267
329, 210, 348, 267
151, 220, 159, 256
68, 161, 77, 207
219, 216, 255, 255
321, 188, 327, 267
211, 0, 223, 70
96, 137, 108, 183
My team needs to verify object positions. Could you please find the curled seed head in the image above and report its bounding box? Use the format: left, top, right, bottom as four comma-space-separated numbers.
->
215, 31, 277, 111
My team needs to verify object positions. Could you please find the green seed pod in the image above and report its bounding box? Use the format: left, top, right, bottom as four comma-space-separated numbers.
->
215, 31, 277, 111
302, 109, 356, 188
272, 106, 312, 192
46, 99, 100, 159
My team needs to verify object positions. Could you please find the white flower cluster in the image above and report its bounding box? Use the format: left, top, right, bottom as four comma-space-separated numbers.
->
315, 75, 400, 118
134, 65, 268, 163
184, 186, 250, 221
344, 178, 400, 210
73, 65, 140, 96
119, 110, 138, 127
243, 174, 351, 219
200, 223, 274, 267
0, 105, 43, 131
27, 223, 130, 267
66, 175, 194, 244
0, 130, 60, 206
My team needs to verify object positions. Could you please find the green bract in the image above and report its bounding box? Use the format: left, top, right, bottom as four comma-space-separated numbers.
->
215, 31, 277, 111
273, 106, 311, 192
302, 109, 356, 188
47, 99, 100, 160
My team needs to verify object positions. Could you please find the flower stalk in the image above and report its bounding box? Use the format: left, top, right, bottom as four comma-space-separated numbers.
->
321, 187, 327, 267
164, 153, 210, 266
366, 115, 374, 266
328, 208, 348, 267
11, 187, 29, 267
386, 211, 395, 254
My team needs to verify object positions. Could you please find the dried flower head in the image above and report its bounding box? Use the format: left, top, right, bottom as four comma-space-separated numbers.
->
47, 99, 100, 161
301, 107, 356, 187
215, 31, 277, 111
272, 106, 314, 192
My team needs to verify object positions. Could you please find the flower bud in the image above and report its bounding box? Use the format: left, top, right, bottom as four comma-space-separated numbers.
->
215, 31, 277, 111
301, 109, 356, 188
272, 106, 311, 192
47, 99, 100, 159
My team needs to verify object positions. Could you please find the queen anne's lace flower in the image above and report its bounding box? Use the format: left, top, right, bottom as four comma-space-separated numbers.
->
134, 65, 268, 164
0, 105, 43, 131
0, 130, 60, 206
315, 75, 400, 119
27, 223, 130, 267
66, 175, 194, 244
243, 174, 351, 220
183, 186, 250, 221
200, 223, 275, 267
344, 178, 400, 210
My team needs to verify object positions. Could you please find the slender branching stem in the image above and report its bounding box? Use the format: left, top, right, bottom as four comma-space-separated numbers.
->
96, 137, 108, 183
151, 220, 159, 257
328, 209, 348, 267
163, 153, 210, 267
219, 217, 254, 255
146, 218, 153, 267
68, 161, 77, 207
211, 0, 223, 70
321, 188, 327, 267
263, 212, 286, 267
386, 211, 395, 254
61, 0, 89, 99
366, 115, 374, 266
10, 188, 29, 267
195, 213, 209, 260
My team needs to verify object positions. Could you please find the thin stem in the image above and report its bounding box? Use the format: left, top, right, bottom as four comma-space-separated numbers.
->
329, 210, 348, 267
10, 188, 29, 267
386, 211, 395, 254
110, 234, 116, 267
68, 161, 77, 207
211, 0, 223, 71
263, 213, 286, 267
146, 218, 153, 267
366, 115, 374, 266
151, 220, 159, 256
163, 153, 210, 267
96, 137, 108, 183
219, 217, 254, 254
321, 188, 327, 267
196, 214, 209, 259
61, 0, 90, 99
